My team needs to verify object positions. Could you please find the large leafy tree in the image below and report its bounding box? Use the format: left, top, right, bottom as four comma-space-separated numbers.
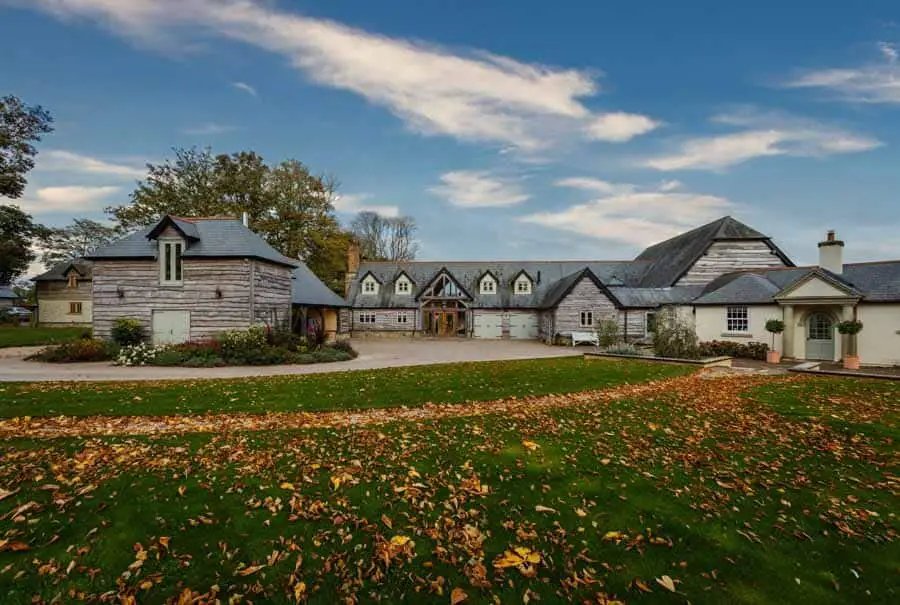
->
107, 147, 351, 292
0, 96, 54, 199
40, 218, 123, 267
0, 204, 48, 283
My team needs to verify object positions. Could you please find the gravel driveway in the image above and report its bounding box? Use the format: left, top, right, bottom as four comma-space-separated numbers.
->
0, 339, 581, 383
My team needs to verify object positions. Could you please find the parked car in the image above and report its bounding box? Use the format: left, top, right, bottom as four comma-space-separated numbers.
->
4, 306, 33, 319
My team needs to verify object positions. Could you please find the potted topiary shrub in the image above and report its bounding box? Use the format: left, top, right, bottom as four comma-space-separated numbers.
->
765, 319, 785, 364
836, 319, 864, 370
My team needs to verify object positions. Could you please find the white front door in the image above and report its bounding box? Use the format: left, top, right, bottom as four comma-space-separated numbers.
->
473, 312, 502, 339
152, 310, 190, 345
508, 312, 539, 339
806, 313, 835, 361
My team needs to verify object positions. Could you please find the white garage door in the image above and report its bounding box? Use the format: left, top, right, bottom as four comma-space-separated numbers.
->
473, 312, 502, 339
152, 310, 190, 345
509, 312, 539, 339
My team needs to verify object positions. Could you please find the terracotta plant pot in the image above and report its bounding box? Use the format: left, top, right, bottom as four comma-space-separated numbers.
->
766, 350, 782, 364
843, 355, 860, 370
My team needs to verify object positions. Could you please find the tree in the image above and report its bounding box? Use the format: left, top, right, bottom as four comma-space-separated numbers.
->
107, 147, 351, 292
349, 211, 419, 261
1, 96, 54, 199
0, 204, 48, 283
40, 218, 123, 267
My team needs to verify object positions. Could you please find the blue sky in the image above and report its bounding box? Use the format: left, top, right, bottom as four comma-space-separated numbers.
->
3, 0, 900, 266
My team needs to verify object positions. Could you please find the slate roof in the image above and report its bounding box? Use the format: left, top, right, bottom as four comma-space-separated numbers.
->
86, 215, 298, 268
608, 286, 705, 307
634, 216, 793, 288
349, 261, 647, 309
694, 261, 900, 304
32, 259, 93, 282
291, 264, 349, 308
0, 284, 16, 300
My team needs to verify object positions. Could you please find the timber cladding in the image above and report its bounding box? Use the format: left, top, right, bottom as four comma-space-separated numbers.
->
91, 258, 291, 341
553, 278, 618, 334
676, 241, 786, 286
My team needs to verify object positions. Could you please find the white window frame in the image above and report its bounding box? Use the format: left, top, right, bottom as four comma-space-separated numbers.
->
580, 310, 594, 328
158, 239, 184, 286
514, 276, 532, 295
480, 276, 497, 295
361, 276, 379, 295
397, 311, 409, 325
726, 306, 749, 333
395, 277, 411, 295
358, 312, 377, 324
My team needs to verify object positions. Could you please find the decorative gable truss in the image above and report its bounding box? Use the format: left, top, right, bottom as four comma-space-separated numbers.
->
417, 269, 472, 301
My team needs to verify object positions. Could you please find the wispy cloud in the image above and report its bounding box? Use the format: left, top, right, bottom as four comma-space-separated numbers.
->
429, 171, 530, 207
554, 177, 634, 195
39, 150, 146, 179
26, 0, 659, 151
231, 81, 257, 96
18, 185, 121, 214
785, 42, 900, 104
180, 122, 236, 135
643, 110, 881, 171
332, 193, 399, 218
584, 112, 660, 142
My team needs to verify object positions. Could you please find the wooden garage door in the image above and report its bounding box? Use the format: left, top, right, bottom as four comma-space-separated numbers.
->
508, 312, 539, 339
473, 312, 502, 339
152, 310, 190, 345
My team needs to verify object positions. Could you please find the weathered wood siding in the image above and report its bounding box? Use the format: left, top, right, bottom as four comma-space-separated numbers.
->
677, 241, 786, 286
617, 310, 649, 340
553, 278, 618, 335
92, 258, 291, 340
351, 308, 419, 333
37, 280, 92, 326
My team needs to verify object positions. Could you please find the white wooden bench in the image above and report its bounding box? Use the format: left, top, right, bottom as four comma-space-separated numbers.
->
568, 331, 599, 347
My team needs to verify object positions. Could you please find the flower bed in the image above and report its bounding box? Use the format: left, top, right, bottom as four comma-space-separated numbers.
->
698, 340, 769, 361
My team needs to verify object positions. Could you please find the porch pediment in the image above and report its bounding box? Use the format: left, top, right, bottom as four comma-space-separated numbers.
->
775, 270, 860, 303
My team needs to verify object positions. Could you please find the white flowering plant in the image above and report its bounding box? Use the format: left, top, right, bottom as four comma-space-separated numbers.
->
116, 342, 167, 367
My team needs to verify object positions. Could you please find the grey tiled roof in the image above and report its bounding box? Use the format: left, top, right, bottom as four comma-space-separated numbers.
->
0, 284, 16, 300
291, 264, 349, 307
349, 261, 647, 309
609, 286, 705, 307
87, 216, 298, 268
32, 259, 93, 282
634, 216, 793, 287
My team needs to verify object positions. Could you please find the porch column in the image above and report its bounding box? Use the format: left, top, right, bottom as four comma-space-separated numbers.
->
841, 304, 855, 360
782, 305, 794, 358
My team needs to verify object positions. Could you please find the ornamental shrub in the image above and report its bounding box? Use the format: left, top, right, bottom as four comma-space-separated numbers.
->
652, 307, 700, 359
27, 339, 117, 363
218, 325, 268, 358
697, 340, 769, 360
116, 342, 166, 366
111, 318, 145, 347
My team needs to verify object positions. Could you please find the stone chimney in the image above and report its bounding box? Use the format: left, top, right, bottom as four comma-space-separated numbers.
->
344, 240, 361, 296
817, 230, 844, 274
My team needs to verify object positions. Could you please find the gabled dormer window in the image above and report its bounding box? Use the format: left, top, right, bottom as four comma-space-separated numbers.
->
480, 275, 497, 294
159, 240, 183, 285
362, 275, 379, 295
514, 275, 532, 295
67, 273, 78, 288
395, 275, 411, 295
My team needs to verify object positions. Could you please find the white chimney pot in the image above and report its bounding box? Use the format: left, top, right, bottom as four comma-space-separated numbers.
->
817, 230, 844, 274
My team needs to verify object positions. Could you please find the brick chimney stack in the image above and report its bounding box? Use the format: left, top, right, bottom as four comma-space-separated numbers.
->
817, 230, 844, 274
344, 240, 361, 296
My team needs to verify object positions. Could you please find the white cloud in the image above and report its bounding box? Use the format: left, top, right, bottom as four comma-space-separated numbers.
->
554, 177, 634, 195
26, 0, 659, 151
429, 171, 530, 207
786, 43, 900, 104
643, 111, 881, 171
232, 81, 257, 96
19, 186, 121, 214
658, 179, 682, 192
521, 190, 733, 247
585, 112, 660, 142
180, 122, 236, 135
332, 194, 399, 218
40, 150, 146, 179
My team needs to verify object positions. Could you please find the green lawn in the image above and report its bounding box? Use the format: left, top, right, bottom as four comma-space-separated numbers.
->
0, 326, 86, 349
0, 374, 896, 603
0, 357, 693, 418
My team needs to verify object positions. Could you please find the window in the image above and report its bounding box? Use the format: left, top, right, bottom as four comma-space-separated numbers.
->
67, 274, 78, 288
580, 310, 594, 328
69, 302, 83, 315
480, 277, 496, 294
159, 240, 183, 285
514, 276, 531, 295
362, 277, 378, 295
358, 312, 377, 324
395, 278, 411, 295
397, 312, 409, 324
726, 306, 749, 333
646, 312, 657, 334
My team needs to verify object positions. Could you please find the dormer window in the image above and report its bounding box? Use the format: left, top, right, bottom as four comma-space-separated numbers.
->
514, 275, 532, 295
480, 275, 497, 294
67, 273, 78, 288
159, 240, 183, 285
362, 275, 379, 295
395, 276, 411, 295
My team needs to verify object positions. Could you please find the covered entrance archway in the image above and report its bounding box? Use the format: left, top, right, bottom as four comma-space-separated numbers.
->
422, 301, 467, 337
805, 312, 835, 361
